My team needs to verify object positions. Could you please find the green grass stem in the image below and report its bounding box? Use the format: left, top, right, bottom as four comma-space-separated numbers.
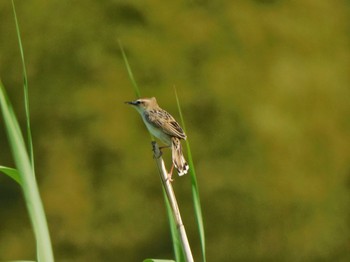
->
0, 81, 54, 262
0, 3, 54, 260
174, 88, 206, 262
120, 44, 186, 261
11, 0, 35, 173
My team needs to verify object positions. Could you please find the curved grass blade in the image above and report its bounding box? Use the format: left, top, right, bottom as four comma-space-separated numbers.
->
11, 0, 35, 172
0, 165, 21, 185
0, 81, 54, 262
120, 42, 154, 143
121, 42, 183, 260
174, 88, 206, 262
118, 40, 141, 98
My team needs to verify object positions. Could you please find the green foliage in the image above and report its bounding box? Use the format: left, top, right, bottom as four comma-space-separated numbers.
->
0, 2, 54, 261
11, 0, 35, 172
119, 40, 141, 99
0, 82, 54, 261
162, 187, 186, 262
121, 42, 188, 262
0, 165, 21, 185
175, 89, 206, 262
1, 0, 350, 261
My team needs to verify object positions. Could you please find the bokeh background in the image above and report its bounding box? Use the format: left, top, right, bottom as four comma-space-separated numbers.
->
1, 0, 350, 261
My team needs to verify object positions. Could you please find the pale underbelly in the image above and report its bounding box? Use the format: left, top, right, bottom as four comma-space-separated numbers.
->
143, 120, 172, 146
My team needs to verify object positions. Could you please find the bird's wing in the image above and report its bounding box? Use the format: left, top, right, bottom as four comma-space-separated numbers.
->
145, 110, 187, 139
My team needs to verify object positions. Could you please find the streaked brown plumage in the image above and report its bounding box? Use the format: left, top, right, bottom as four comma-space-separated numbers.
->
126, 97, 189, 176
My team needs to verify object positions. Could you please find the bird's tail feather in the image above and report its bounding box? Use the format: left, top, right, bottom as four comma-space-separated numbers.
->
171, 137, 189, 176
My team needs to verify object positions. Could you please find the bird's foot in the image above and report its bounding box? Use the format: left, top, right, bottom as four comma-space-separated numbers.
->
152, 141, 162, 158
166, 164, 175, 182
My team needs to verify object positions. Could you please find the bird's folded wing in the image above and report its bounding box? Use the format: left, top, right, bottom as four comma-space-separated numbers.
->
145, 110, 187, 139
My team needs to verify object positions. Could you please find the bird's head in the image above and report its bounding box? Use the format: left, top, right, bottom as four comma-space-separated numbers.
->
125, 97, 158, 113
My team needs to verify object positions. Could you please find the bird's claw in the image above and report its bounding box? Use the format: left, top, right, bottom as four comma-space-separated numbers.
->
166, 173, 174, 182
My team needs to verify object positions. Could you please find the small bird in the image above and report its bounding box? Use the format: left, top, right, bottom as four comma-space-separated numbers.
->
126, 97, 189, 178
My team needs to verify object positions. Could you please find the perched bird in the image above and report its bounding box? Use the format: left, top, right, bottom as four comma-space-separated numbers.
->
126, 97, 189, 178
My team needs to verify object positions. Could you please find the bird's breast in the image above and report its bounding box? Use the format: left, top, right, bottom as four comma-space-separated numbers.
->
142, 117, 172, 146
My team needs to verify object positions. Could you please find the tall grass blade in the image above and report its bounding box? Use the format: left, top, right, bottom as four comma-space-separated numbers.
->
121, 43, 184, 260
0, 165, 22, 185
174, 88, 206, 262
162, 188, 186, 262
0, 81, 54, 262
11, 0, 35, 173
118, 40, 141, 98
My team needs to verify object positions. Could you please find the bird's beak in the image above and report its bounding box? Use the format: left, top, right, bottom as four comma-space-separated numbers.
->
125, 100, 137, 106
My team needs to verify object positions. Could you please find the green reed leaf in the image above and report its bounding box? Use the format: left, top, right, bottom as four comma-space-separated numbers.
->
118, 40, 141, 98
174, 88, 206, 262
12, 0, 35, 172
0, 165, 22, 185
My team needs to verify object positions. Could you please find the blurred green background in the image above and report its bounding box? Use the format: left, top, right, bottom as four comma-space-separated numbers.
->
1, 0, 350, 261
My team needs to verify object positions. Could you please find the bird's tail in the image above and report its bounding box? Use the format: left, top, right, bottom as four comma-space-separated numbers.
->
171, 137, 189, 176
